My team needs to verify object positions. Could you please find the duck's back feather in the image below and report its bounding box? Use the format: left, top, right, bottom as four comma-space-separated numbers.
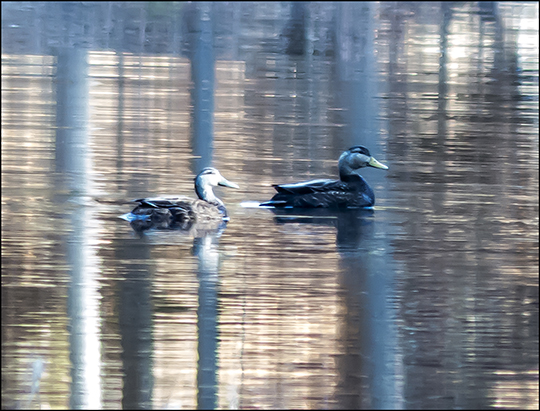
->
134, 196, 193, 209
273, 179, 346, 195
262, 177, 375, 208
129, 196, 225, 225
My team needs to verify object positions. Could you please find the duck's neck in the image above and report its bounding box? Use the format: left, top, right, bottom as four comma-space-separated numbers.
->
196, 183, 228, 217
342, 173, 374, 200
339, 163, 355, 181
340, 169, 359, 181
196, 184, 217, 203
341, 172, 367, 185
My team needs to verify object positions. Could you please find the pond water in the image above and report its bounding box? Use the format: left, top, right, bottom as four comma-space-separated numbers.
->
2, 2, 538, 410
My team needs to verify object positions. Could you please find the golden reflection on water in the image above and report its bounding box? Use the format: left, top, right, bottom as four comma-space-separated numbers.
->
2, 2, 539, 410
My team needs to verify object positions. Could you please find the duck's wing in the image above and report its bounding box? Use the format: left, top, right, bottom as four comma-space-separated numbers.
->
262, 178, 374, 208
273, 179, 350, 195
134, 196, 194, 209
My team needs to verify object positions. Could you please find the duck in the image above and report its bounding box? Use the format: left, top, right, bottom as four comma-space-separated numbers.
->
121, 167, 239, 230
260, 145, 388, 208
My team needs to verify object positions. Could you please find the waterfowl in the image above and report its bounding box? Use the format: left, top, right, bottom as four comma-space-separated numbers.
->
121, 167, 239, 230
260, 145, 388, 208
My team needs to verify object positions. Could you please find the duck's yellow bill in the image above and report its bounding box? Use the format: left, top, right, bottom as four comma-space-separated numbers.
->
369, 157, 388, 170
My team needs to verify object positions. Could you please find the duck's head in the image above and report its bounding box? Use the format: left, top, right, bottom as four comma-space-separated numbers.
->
195, 167, 239, 203
338, 145, 388, 181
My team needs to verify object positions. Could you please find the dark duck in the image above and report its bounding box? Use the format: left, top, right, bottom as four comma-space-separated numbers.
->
260, 146, 388, 208
122, 167, 239, 230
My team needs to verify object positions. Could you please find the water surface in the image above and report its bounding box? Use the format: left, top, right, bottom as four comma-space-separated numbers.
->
2, 2, 538, 409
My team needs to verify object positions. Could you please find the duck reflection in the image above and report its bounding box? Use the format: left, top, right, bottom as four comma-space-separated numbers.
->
192, 228, 223, 410
267, 206, 400, 408
118, 210, 226, 409
269, 207, 375, 248
126, 213, 229, 239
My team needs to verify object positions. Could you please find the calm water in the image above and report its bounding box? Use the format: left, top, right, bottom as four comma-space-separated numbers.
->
2, 2, 538, 410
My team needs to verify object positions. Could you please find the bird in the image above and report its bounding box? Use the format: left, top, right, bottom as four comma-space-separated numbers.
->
121, 167, 239, 231
260, 145, 388, 208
